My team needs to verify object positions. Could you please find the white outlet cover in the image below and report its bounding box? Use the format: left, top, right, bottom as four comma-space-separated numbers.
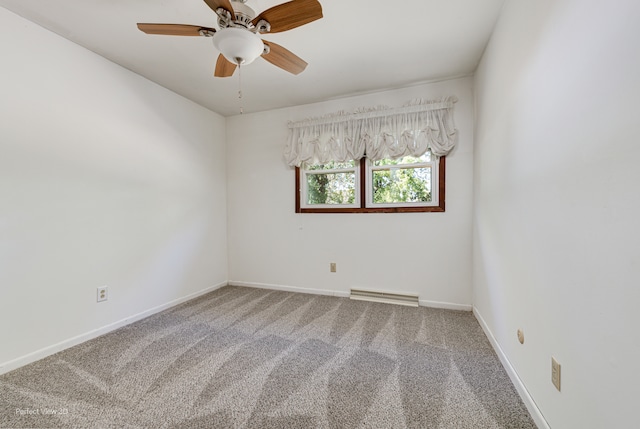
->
97, 287, 108, 302
551, 356, 561, 391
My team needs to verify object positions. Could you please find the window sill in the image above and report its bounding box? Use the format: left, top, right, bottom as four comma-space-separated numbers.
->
297, 205, 445, 214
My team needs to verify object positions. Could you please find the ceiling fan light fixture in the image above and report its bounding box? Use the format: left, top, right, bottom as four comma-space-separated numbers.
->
213, 27, 264, 65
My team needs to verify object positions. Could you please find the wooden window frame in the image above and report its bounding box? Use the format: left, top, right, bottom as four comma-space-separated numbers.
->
295, 157, 446, 213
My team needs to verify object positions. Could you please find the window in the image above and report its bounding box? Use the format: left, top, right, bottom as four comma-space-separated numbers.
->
285, 97, 457, 213
301, 161, 360, 208
296, 151, 445, 213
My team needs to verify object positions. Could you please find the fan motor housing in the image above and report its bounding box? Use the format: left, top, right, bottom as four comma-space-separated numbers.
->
219, 1, 257, 30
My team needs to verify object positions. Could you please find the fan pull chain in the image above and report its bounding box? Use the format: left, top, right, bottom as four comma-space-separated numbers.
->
238, 64, 244, 114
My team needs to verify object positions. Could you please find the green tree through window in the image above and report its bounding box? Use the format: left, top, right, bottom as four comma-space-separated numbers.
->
297, 151, 445, 213
307, 172, 355, 204
372, 167, 431, 203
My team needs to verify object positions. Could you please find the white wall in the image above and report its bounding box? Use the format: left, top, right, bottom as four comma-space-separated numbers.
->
0, 8, 228, 372
227, 77, 475, 308
473, 0, 640, 427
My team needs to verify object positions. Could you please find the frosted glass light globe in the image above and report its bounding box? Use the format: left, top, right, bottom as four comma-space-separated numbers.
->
213, 27, 264, 65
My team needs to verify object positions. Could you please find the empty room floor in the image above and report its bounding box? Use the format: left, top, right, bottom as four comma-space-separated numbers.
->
0, 286, 536, 428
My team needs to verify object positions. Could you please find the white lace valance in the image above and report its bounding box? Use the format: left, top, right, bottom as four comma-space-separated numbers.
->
284, 96, 458, 167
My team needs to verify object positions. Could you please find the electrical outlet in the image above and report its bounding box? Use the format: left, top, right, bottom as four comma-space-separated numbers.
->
551, 357, 561, 391
330, 262, 336, 273
97, 286, 108, 303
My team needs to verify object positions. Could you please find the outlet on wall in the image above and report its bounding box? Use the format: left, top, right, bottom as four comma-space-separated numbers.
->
551, 356, 561, 391
97, 286, 108, 303
330, 262, 336, 273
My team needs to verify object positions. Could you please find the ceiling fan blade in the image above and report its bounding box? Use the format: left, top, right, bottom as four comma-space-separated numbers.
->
252, 0, 322, 34
203, 0, 235, 20
137, 23, 214, 36
215, 54, 237, 77
262, 40, 307, 75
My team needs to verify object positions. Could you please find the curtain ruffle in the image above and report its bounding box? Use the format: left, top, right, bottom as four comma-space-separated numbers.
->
284, 97, 458, 166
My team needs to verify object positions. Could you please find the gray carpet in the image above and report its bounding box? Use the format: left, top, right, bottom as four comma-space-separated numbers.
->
0, 286, 537, 428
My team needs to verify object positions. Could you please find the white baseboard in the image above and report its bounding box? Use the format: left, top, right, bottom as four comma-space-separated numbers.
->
228, 281, 350, 298
229, 281, 471, 311
473, 307, 550, 429
0, 282, 227, 376
419, 299, 472, 311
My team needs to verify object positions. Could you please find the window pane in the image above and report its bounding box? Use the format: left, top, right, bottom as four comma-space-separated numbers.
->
306, 160, 357, 171
373, 152, 432, 167
372, 167, 432, 203
306, 172, 356, 204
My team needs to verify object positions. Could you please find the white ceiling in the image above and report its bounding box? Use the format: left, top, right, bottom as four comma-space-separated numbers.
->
0, 0, 504, 117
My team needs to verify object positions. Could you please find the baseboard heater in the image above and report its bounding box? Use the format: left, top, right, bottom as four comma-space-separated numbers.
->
350, 288, 419, 307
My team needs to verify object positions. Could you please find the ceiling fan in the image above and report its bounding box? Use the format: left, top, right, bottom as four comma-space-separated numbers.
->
137, 0, 323, 77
